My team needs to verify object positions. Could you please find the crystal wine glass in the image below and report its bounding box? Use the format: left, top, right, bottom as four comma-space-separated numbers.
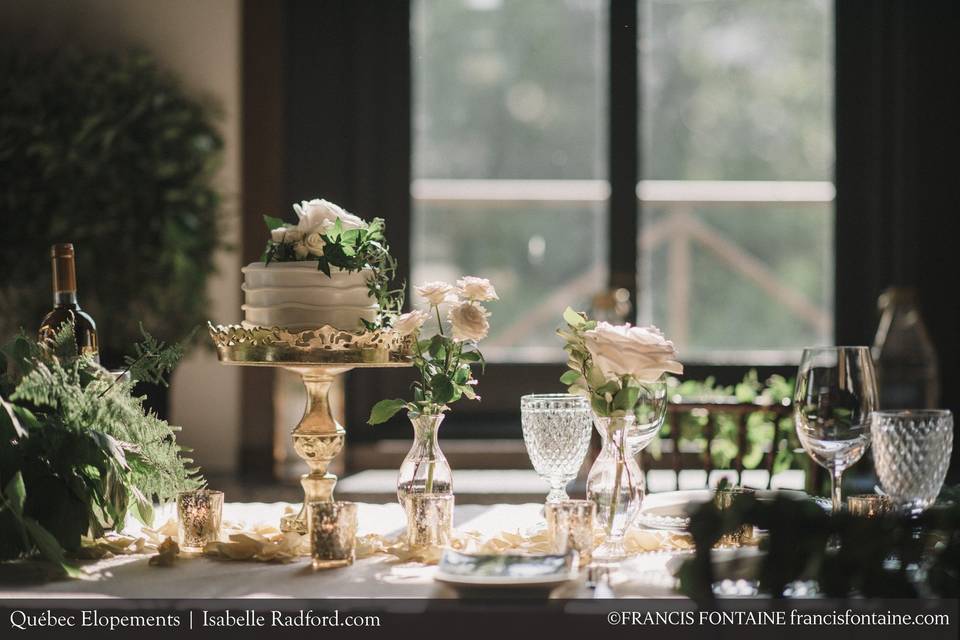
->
793, 346, 879, 513
520, 394, 593, 503
872, 410, 953, 514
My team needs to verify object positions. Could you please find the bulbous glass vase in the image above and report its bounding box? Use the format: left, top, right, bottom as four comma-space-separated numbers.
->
396, 413, 453, 505
587, 414, 645, 564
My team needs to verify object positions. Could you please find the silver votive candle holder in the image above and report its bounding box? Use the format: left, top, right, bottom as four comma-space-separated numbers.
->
308, 501, 358, 570
848, 494, 894, 518
176, 489, 223, 552
403, 494, 453, 549
713, 486, 754, 547
545, 499, 595, 566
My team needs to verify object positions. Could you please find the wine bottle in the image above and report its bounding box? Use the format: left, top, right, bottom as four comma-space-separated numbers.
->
38, 243, 100, 362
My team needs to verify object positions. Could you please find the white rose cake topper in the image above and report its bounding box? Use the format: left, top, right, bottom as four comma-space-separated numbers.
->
558, 307, 683, 417
240, 197, 403, 331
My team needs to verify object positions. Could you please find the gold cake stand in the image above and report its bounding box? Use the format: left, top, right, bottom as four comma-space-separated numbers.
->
209, 323, 412, 533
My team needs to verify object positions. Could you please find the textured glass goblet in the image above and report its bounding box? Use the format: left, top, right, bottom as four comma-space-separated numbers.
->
872, 410, 953, 514
521, 394, 593, 503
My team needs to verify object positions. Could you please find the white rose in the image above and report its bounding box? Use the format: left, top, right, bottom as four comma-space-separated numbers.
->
270, 226, 291, 243
456, 276, 499, 302
292, 241, 309, 259
415, 281, 455, 306
448, 301, 490, 342
293, 198, 366, 235
582, 322, 683, 383
284, 229, 303, 243
304, 231, 325, 257
392, 309, 429, 336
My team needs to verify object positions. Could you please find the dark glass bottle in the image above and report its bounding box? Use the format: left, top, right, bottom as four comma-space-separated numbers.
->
871, 287, 939, 409
38, 243, 100, 362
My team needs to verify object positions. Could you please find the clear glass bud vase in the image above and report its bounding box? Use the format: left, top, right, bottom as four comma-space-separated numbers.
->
587, 415, 645, 564
396, 413, 453, 504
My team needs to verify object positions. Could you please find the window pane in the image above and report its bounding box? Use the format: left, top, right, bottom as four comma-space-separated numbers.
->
413, 201, 606, 361
413, 0, 608, 361
641, 203, 832, 358
639, 0, 834, 360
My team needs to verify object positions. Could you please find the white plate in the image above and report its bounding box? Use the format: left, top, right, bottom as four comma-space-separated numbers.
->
637, 489, 811, 531
434, 549, 578, 589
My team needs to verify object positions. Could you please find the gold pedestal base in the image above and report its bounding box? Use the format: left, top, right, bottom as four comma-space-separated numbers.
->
209, 323, 412, 532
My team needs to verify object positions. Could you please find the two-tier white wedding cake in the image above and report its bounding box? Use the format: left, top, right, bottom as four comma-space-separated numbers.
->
241, 262, 378, 330
240, 198, 396, 331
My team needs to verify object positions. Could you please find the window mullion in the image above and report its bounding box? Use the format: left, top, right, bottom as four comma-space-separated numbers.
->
609, 0, 640, 322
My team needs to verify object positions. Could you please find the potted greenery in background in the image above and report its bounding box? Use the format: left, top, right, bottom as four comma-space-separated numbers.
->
0, 48, 224, 416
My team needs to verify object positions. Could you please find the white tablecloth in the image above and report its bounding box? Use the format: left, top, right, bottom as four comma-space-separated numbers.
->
0, 503, 682, 599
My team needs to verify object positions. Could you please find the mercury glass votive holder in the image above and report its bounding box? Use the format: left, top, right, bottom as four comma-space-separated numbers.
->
308, 501, 358, 569
713, 486, 754, 547
847, 494, 894, 518
403, 494, 454, 549
176, 489, 224, 552
545, 499, 595, 566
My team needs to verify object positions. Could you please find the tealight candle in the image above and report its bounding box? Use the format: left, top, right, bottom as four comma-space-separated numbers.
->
176, 489, 223, 552
847, 494, 893, 518
308, 501, 358, 569
713, 486, 754, 547
403, 494, 453, 549
545, 499, 595, 566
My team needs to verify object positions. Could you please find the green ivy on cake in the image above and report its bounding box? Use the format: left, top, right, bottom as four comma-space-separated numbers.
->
261, 199, 403, 329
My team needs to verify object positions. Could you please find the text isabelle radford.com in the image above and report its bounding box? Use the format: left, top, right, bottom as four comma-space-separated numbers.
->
8, 609, 382, 631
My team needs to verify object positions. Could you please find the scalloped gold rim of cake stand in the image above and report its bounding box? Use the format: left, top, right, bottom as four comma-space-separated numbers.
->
208, 322, 412, 533
208, 321, 415, 365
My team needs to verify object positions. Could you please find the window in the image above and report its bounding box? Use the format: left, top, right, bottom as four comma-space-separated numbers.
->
639, 0, 834, 362
412, 0, 834, 365
412, 0, 608, 362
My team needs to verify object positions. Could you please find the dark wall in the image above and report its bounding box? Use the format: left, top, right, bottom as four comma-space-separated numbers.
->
835, 0, 960, 474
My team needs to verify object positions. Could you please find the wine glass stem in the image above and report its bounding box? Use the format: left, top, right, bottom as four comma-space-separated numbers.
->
831, 468, 843, 513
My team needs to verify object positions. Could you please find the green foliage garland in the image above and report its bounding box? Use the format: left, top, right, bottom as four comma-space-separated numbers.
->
678, 488, 960, 602
0, 323, 202, 575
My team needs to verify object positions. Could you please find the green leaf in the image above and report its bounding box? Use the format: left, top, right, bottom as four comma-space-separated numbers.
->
132, 495, 154, 526
4, 472, 26, 515
317, 256, 332, 277
563, 306, 586, 328
23, 518, 81, 578
596, 380, 621, 397
0, 395, 27, 439
559, 370, 582, 386
428, 335, 447, 360
430, 374, 456, 404
459, 351, 482, 363
368, 398, 408, 425
453, 366, 470, 384
591, 395, 609, 416
327, 217, 343, 241
613, 385, 641, 412
263, 214, 286, 230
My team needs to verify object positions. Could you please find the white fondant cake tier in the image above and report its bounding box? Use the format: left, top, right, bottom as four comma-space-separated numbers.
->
241, 261, 378, 330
